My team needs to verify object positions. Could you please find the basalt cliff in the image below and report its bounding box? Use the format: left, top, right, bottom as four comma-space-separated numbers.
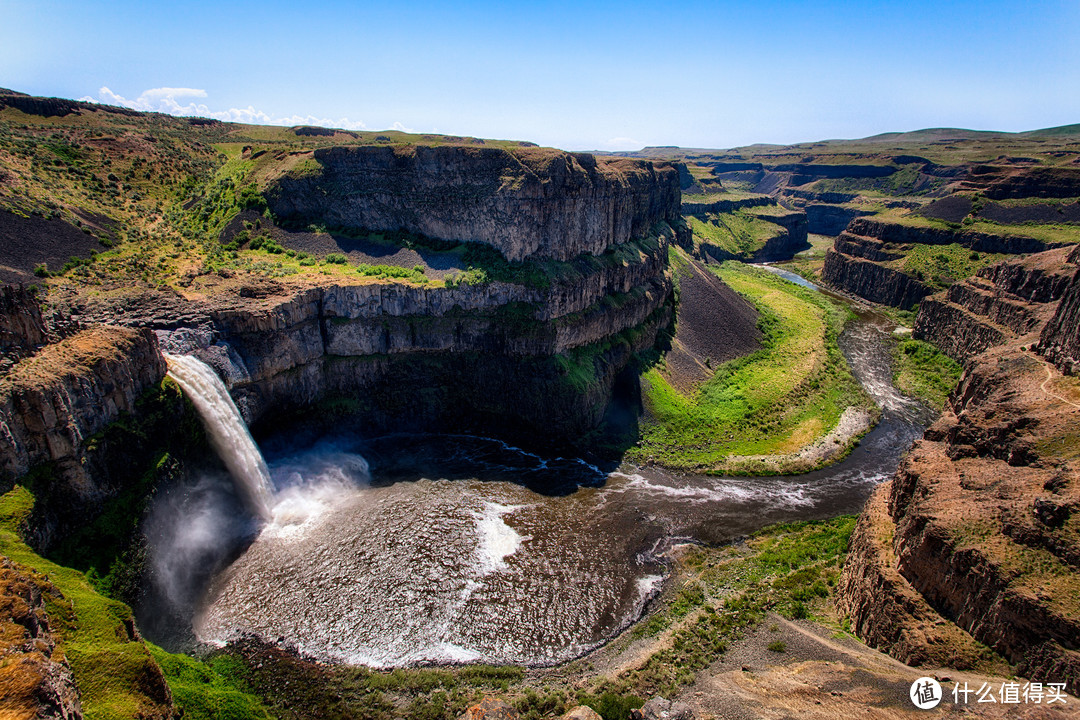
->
0, 130, 683, 717
4, 142, 683, 513
267, 145, 681, 262
838, 247, 1080, 692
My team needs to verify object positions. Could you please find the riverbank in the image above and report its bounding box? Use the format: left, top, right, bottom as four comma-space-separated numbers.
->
630, 259, 877, 474
149, 517, 1060, 720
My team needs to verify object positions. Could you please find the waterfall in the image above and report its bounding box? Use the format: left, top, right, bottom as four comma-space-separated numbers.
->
164, 354, 275, 521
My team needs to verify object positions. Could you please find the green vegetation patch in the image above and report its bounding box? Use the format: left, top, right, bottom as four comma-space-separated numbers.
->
0, 487, 172, 720
597, 517, 856, 699
896, 243, 1009, 290
687, 211, 783, 258
892, 338, 962, 409
149, 647, 274, 720
631, 262, 871, 472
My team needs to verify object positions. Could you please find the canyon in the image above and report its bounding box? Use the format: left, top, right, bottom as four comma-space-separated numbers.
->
1, 91, 1080, 719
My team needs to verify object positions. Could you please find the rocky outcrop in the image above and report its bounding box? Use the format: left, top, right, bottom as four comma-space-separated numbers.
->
911, 298, 1008, 362
0, 92, 82, 118
915, 247, 1077, 362
832, 234, 902, 262
0, 326, 166, 487
823, 213, 1075, 309
154, 270, 673, 443
780, 188, 859, 204
751, 208, 808, 249
681, 195, 772, 216
821, 250, 932, 310
841, 341, 1080, 690
0, 558, 82, 720
975, 167, 1080, 200
1039, 269, 1080, 374
67, 222, 679, 446
772, 163, 896, 179
265, 145, 681, 262
804, 204, 873, 236
836, 487, 1000, 670
846, 217, 1057, 254
0, 286, 48, 364
841, 245, 1080, 692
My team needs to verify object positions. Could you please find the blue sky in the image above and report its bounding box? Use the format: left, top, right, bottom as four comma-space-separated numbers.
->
4, 0, 1079, 150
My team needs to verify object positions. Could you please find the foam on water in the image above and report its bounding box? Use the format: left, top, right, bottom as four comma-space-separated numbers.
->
605, 472, 815, 509
161, 304, 934, 667
474, 502, 529, 575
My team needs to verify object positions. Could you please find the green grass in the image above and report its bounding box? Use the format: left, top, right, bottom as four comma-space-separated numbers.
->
1, 483, 272, 720
893, 338, 962, 409
0, 487, 171, 720
897, 243, 1009, 290
687, 211, 784, 258
594, 517, 856, 699
149, 647, 275, 720
630, 262, 872, 472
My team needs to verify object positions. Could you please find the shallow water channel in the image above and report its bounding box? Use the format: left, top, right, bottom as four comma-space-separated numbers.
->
185, 271, 933, 667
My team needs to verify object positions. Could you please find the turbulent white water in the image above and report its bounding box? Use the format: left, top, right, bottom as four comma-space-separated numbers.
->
164, 354, 276, 521
151, 302, 931, 668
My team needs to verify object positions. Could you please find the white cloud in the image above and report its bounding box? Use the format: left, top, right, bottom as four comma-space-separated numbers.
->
83, 86, 368, 131
601, 136, 644, 151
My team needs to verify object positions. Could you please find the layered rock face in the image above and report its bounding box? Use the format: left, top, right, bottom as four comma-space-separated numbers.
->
821, 215, 1070, 310
265, 145, 681, 262
0, 286, 47, 364
839, 248, 1080, 692
0, 325, 166, 487
680, 195, 772, 216
915, 246, 1077, 362
1039, 246, 1080, 373
821, 245, 931, 310
150, 233, 674, 442
842, 217, 1057, 254
62, 146, 684, 446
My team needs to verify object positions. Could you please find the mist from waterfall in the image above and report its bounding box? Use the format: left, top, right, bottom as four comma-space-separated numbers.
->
145, 354, 371, 641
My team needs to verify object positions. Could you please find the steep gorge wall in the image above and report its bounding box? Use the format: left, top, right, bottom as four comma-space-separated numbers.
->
0, 326, 166, 486
265, 145, 681, 262
1039, 271, 1080, 374
805, 204, 873, 236
157, 262, 674, 442
0, 286, 47, 364
821, 250, 932, 310
846, 217, 1056, 254
915, 247, 1077, 362
840, 247, 1080, 691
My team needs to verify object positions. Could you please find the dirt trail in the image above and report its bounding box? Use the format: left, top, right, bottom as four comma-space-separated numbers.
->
685, 614, 1077, 719
1040, 362, 1080, 409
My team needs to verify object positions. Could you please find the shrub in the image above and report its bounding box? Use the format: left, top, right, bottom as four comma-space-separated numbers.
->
326, 253, 348, 264
767, 641, 786, 653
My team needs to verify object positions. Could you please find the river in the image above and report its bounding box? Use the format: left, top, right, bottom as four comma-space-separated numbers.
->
167, 269, 933, 667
